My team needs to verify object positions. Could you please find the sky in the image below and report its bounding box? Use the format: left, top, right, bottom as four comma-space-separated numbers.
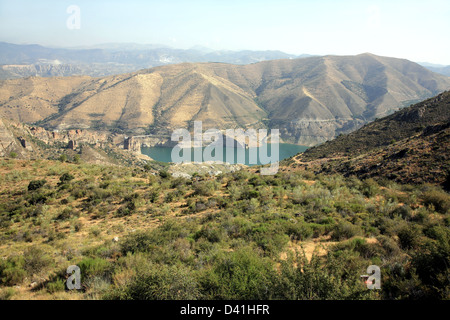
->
0, 0, 449, 65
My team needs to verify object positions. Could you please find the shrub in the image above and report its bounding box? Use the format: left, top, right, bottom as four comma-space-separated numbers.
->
411, 240, 450, 299
193, 180, 219, 196
27, 179, 47, 191
285, 222, 313, 241
106, 263, 200, 300
73, 220, 83, 232
23, 247, 52, 275
423, 225, 449, 242
58, 173, 74, 185
309, 223, 333, 238
361, 178, 380, 198
376, 235, 401, 258
27, 191, 49, 205
0, 256, 26, 286
78, 257, 111, 279
0, 288, 16, 300
159, 170, 170, 179
90, 227, 101, 237
116, 201, 137, 217
58, 154, 68, 162
120, 231, 155, 254
73, 154, 81, 164
46, 278, 66, 293
276, 250, 367, 299
194, 225, 224, 243
397, 225, 421, 250
56, 207, 78, 220
422, 188, 450, 214
331, 221, 362, 241
389, 205, 412, 220
200, 247, 275, 299
332, 238, 383, 259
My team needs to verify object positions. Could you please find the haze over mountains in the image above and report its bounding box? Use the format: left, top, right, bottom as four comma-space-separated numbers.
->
1, 50, 449, 146
0, 42, 307, 79
1, 42, 449, 79
418, 62, 450, 77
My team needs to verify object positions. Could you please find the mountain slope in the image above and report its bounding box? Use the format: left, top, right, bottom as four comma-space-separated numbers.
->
288, 91, 450, 186
0, 54, 449, 144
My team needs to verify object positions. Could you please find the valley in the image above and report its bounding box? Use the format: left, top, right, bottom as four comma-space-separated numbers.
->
1, 53, 449, 147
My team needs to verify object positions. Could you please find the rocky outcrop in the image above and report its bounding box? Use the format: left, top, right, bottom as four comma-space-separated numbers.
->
124, 136, 141, 152
27, 126, 108, 145
68, 140, 77, 150
1, 119, 111, 158
0, 118, 18, 156
280, 118, 365, 146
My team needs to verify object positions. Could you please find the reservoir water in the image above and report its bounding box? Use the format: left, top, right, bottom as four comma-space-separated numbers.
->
141, 143, 308, 166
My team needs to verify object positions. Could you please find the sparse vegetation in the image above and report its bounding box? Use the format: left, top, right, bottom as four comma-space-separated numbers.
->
0, 158, 448, 300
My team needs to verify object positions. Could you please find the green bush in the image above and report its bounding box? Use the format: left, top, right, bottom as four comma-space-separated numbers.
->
411, 240, 450, 299
0, 256, 26, 286
23, 247, 52, 275
56, 207, 78, 220
200, 247, 275, 299
332, 238, 383, 259
389, 205, 412, 220
46, 278, 66, 293
276, 250, 368, 299
0, 288, 16, 300
27, 179, 47, 191
331, 221, 362, 241
361, 178, 380, 198
159, 170, 170, 179
120, 231, 156, 254
73, 154, 81, 164
59, 173, 75, 184
78, 257, 111, 279
285, 222, 313, 241
376, 235, 401, 258
397, 225, 421, 250
106, 263, 199, 300
422, 188, 450, 214
193, 180, 219, 197
194, 225, 224, 243
58, 154, 68, 162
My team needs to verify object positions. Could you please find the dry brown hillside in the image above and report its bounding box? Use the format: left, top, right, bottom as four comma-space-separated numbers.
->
285, 91, 450, 187
0, 54, 449, 145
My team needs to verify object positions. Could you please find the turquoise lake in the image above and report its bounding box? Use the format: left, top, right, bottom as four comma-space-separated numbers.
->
141, 143, 308, 166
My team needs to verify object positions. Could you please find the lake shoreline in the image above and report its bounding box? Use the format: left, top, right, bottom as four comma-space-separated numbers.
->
141, 143, 308, 166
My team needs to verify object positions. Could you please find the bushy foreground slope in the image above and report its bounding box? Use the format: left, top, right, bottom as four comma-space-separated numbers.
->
0, 159, 448, 300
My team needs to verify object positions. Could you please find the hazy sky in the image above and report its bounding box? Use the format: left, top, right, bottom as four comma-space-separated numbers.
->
1, 0, 449, 64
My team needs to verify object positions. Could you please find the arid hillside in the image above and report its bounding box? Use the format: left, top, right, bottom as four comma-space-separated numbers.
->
286, 91, 450, 187
0, 54, 449, 145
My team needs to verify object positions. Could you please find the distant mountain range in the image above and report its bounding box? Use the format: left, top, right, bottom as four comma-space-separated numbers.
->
0, 52, 449, 146
417, 62, 450, 77
1, 42, 449, 79
0, 42, 312, 79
